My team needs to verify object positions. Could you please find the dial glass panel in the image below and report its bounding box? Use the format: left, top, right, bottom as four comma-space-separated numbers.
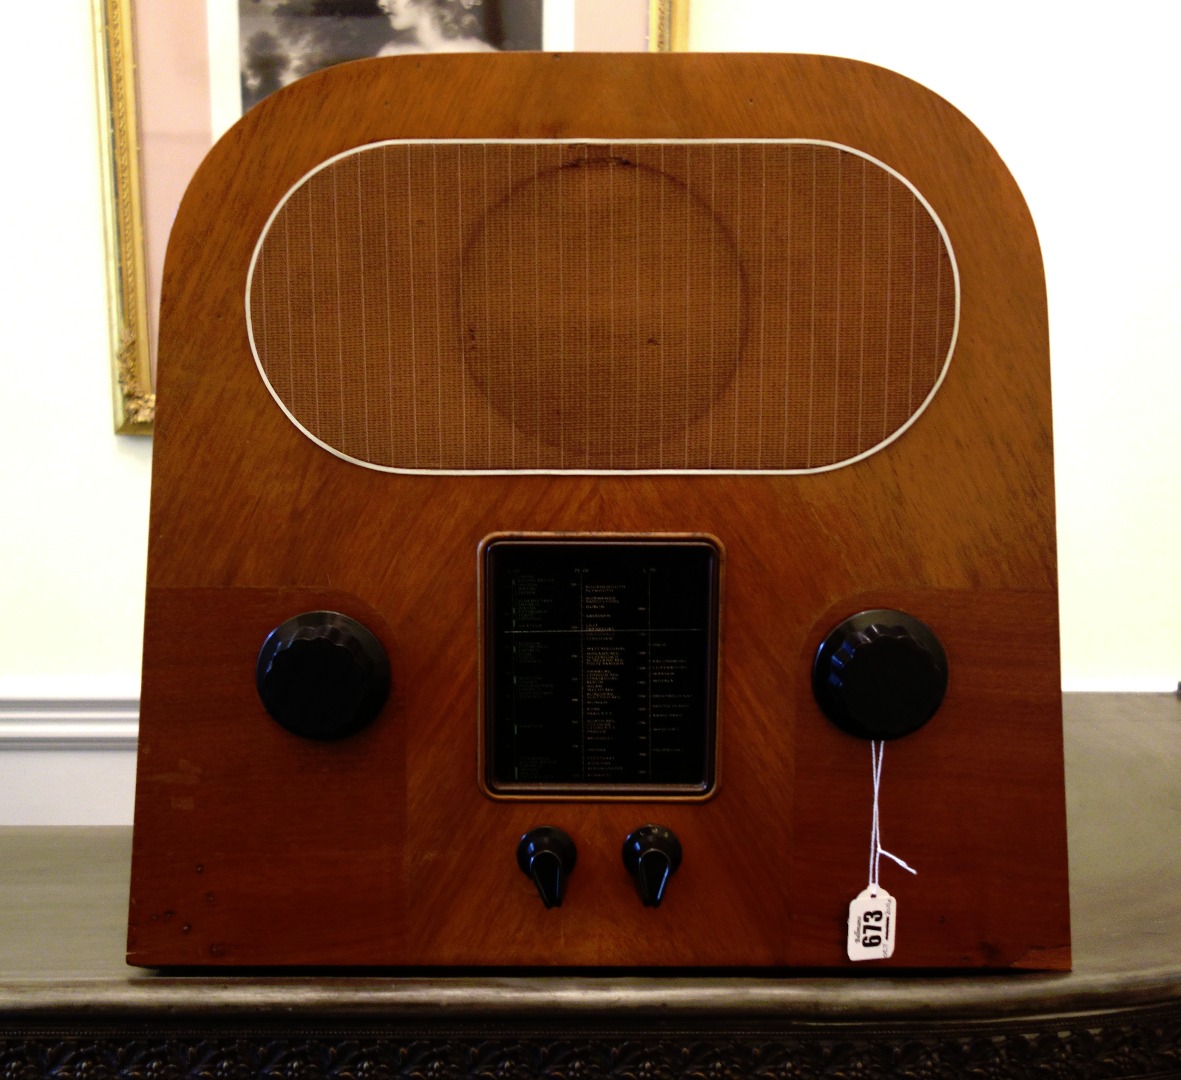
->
482, 537, 721, 797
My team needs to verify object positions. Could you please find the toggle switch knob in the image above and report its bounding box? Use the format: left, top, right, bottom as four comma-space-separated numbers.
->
622, 825, 682, 907
812, 608, 948, 740
256, 611, 390, 740
516, 827, 577, 908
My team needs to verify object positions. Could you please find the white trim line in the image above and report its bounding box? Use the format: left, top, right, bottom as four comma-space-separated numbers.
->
0, 699, 139, 750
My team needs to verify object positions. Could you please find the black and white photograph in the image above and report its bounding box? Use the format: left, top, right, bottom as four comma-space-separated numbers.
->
237, 0, 545, 113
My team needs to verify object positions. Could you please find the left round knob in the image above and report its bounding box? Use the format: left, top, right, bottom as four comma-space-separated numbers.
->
256, 611, 390, 740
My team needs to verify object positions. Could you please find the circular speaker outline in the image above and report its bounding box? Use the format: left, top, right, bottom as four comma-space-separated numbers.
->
457, 151, 749, 464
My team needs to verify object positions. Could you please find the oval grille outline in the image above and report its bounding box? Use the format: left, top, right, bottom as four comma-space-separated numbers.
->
246, 139, 960, 474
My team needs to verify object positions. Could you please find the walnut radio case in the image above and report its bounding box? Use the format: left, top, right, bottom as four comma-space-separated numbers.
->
128, 53, 1070, 969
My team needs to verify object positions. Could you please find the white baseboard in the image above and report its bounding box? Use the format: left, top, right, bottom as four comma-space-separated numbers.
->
0, 698, 138, 750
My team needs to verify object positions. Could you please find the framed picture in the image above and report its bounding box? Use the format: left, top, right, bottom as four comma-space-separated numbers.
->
95, 0, 688, 434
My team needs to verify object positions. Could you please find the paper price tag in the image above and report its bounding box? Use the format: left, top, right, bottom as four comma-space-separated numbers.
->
847, 887, 896, 961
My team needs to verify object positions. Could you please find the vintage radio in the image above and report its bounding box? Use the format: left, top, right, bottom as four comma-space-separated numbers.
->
128, 53, 1070, 969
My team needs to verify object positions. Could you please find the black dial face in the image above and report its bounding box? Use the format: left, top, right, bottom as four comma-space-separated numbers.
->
482, 537, 721, 797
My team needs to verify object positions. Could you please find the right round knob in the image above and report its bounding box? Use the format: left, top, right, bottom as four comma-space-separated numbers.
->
812, 609, 948, 740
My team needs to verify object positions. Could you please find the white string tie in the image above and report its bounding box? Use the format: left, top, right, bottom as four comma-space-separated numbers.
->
868, 740, 917, 897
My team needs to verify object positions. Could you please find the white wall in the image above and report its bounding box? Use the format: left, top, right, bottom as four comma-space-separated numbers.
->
0, 0, 147, 821
0, 1, 1176, 824
0, 2, 151, 698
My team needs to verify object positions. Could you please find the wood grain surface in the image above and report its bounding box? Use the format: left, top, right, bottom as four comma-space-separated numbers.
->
129, 53, 1069, 968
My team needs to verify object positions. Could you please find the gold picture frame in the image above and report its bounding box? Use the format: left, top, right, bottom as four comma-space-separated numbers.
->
94, 0, 153, 434
649, 0, 689, 52
96, 0, 689, 435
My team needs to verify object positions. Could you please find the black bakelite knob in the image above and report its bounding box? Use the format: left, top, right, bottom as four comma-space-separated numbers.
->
517, 827, 577, 908
622, 825, 682, 907
813, 609, 948, 740
256, 611, 390, 740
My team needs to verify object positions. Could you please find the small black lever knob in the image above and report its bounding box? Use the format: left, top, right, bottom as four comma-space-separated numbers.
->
517, 827, 577, 908
813, 608, 948, 740
256, 611, 390, 740
622, 825, 682, 907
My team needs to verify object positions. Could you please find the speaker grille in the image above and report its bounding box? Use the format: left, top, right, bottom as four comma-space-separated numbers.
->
247, 141, 958, 473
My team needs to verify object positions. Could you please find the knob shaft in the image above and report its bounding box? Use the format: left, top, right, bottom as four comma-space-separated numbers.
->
622, 825, 682, 907
813, 609, 948, 740
256, 611, 390, 740
517, 827, 577, 908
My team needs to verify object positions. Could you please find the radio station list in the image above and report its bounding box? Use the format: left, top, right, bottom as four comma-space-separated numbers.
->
488, 543, 715, 788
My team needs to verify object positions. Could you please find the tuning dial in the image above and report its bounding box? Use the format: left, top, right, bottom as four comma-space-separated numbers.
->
813, 609, 948, 740
622, 825, 682, 907
517, 827, 577, 908
256, 611, 390, 740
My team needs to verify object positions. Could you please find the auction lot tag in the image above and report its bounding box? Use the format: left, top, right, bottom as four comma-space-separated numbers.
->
847, 887, 896, 961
